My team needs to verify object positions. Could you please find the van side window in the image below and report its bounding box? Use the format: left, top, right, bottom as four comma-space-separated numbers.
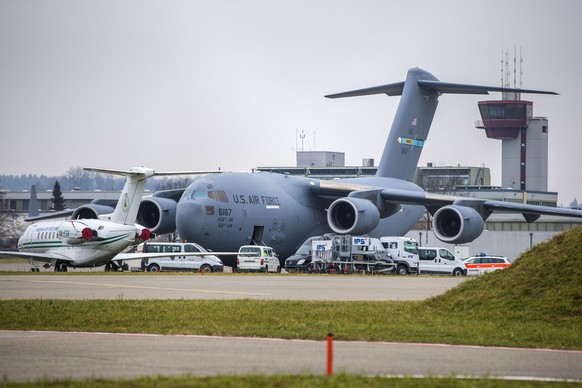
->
439, 249, 454, 261
146, 244, 161, 253
389, 242, 398, 249
164, 245, 181, 253
184, 244, 201, 253
419, 249, 436, 260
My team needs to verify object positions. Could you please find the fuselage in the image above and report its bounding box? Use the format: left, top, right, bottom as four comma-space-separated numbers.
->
18, 219, 137, 267
176, 171, 425, 259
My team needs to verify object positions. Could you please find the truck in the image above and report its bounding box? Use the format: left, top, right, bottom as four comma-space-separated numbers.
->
310, 234, 395, 274
380, 236, 420, 275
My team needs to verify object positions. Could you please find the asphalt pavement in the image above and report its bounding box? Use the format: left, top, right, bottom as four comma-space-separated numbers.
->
1, 272, 580, 383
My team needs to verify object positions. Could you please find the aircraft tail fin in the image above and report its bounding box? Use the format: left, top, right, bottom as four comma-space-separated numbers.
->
85, 167, 220, 225
86, 167, 155, 225
326, 67, 557, 181
28, 185, 39, 218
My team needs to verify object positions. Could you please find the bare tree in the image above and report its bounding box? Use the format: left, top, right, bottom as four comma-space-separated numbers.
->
0, 188, 21, 248
64, 166, 96, 190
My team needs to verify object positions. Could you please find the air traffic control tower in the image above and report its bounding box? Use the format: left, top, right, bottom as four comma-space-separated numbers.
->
475, 65, 549, 192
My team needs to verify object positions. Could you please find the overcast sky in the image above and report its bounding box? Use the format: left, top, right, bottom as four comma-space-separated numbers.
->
1, 0, 580, 205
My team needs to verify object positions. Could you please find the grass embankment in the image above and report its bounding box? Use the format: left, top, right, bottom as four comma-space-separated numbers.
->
1, 228, 581, 351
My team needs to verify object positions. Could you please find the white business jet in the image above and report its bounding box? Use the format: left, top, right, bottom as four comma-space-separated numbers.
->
0, 167, 232, 272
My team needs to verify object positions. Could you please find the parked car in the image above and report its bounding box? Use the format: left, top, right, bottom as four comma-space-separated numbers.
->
463, 255, 511, 275
237, 245, 281, 273
139, 242, 223, 272
284, 236, 321, 272
417, 247, 466, 276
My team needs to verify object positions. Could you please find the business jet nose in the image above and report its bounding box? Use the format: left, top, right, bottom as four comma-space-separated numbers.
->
176, 201, 205, 241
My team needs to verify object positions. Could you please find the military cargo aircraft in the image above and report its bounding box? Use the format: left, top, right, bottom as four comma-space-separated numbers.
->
43, 68, 582, 262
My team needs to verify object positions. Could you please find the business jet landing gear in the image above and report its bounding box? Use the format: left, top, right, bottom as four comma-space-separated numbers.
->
54, 262, 68, 272
105, 261, 129, 272
28, 260, 40, 272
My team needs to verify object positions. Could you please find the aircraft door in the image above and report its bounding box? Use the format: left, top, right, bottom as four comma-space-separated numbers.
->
251, 225, 264, 246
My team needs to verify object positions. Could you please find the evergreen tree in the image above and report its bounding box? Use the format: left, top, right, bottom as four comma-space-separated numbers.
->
51, 180, 66, 210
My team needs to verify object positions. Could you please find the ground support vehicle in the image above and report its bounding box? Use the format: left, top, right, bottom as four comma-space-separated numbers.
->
309, 234, 395, 274
237, 245, 281, 273
417, 247, 467, 276
380, 236, 420, 275
136, 242, 224, 273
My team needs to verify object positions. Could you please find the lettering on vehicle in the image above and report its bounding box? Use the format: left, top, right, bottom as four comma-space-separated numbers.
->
232, 194, 280, 206
217, 208, 234, 229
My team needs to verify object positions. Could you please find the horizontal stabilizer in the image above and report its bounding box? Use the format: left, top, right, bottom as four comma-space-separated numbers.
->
417, 80, 559, 95
325, 82, 405, 98
84, 167, 221, 178
326, 80, 557, 99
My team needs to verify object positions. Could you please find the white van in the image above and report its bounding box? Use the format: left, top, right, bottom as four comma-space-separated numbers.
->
237, 245, 281, 273
139, 242, 223, 273
417, 247, 466, 276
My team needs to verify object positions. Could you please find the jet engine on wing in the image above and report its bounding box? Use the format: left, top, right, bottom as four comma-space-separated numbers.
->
136, 197, 177, 235
57, 221, 94, 245
327, 197, 380, 235
71, 204, 115, 219
432, 205, 484, 244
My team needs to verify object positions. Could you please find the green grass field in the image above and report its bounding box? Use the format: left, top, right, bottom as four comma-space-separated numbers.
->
1, 227, 581, 386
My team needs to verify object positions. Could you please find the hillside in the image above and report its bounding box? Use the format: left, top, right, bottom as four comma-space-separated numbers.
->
426, 226, 582, 321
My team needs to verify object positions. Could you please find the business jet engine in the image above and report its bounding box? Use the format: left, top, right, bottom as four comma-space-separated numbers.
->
327, 197, 380, 235
57, 220, 94, 245
432, 205, 485, 244
71, 204, 116, 219
136, 197, 177, 235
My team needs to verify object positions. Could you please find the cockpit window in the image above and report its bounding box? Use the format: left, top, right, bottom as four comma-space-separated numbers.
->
188, 189, 228, 202
209, 190, 229, 202
190, 190, 208, 199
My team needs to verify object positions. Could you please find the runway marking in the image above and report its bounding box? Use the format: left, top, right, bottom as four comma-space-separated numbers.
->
9, 329, 582, 355
4, 278, 269, 297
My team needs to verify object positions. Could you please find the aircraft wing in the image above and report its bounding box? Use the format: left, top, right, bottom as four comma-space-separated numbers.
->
114, 251, 242, 261
379, 188, 582, 222
0, 251, 74, 263
25, 209, 75, 222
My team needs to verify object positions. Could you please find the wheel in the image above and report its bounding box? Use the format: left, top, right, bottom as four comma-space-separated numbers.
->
276, 266, 281, 273
396, 264, 408, 275
200, 264, 212, 273
30, 268, 35, 272
452, 268, 463, 276
147, 264, 161, 272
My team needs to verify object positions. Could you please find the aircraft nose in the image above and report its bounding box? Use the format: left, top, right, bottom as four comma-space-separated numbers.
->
176, 201, 205, 240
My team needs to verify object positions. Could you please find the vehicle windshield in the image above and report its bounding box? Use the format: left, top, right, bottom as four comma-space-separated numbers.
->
294, 237, 321, 255
240, 247, 261, 255
404, 240, 418, 254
